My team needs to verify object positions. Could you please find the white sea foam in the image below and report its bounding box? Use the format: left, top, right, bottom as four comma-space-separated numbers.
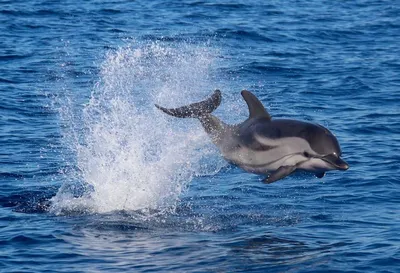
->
50, 41, 227, 215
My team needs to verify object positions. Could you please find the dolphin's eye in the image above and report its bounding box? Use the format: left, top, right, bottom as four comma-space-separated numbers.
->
303, 151, 310, 158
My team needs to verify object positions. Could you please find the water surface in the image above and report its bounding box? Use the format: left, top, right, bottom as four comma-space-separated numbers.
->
1, 1, 399, 272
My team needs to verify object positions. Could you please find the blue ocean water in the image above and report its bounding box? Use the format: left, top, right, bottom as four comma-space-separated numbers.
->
1, 0, 399, 272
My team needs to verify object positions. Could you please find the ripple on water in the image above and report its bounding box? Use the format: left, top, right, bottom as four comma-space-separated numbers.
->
0, 0, 399, 272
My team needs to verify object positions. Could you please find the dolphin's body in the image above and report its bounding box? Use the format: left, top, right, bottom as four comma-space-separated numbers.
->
155, 90, 349, 183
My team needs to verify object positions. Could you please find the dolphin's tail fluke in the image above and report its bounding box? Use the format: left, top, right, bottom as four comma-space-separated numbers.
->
155, 90, 222, 118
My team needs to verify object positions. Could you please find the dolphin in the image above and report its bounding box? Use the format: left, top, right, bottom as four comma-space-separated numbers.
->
155, 90, 349, 183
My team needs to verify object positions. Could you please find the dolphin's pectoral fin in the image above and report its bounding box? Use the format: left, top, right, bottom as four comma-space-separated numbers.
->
315, 172, 325, 178
263, 165, 296, 184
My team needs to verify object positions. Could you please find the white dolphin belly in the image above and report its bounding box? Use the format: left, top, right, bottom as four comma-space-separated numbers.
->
221, 136, 312, 174
223, 147, 306, 174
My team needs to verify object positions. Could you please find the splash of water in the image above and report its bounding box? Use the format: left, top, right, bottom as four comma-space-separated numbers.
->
50, 41, 227, 215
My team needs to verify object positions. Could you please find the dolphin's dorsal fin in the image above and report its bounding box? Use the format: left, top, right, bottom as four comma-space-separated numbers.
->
241, 90, 271, 120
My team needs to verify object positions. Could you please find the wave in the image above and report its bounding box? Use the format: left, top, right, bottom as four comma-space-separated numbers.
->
50, 41, 227, 216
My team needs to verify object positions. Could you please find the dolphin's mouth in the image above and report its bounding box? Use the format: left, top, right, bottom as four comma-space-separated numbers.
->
321, 154, 349, 170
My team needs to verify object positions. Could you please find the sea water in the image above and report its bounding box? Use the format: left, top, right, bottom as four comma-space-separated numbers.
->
0, 1, 399, 272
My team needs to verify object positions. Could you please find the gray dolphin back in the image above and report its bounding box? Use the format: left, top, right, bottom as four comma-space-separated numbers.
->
155, 90, 222, 118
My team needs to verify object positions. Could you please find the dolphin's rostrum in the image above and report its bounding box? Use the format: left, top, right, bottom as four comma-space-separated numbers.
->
155, 90, 349, 183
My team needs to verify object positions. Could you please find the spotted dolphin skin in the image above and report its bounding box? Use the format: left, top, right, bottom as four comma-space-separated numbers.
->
155, 90, 349, 183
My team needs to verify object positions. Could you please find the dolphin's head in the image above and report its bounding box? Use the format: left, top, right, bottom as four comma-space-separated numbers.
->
299, 124, 349, 171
